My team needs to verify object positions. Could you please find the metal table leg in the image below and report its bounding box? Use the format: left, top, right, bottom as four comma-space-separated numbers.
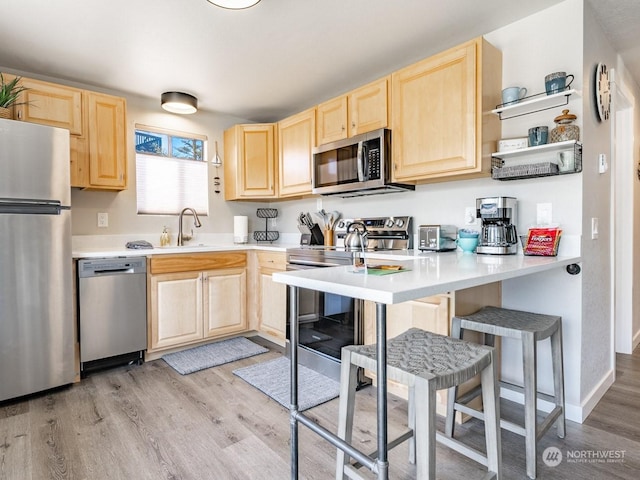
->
288, 287, 389, 479
375, 302, 389, 478
289, 285, 299, 480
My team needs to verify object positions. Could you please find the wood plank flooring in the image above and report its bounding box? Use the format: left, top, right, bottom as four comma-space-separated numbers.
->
1, 340, 639, 479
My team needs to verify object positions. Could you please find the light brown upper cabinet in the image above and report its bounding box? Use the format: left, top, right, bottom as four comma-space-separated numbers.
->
224, 123, 277, 200
14, 78, 83, 135
316, 76, 389, 145
391, 37, 501, 183
278, 107, 316, 197
14, 77, 128, 190
85, 92, 127, 190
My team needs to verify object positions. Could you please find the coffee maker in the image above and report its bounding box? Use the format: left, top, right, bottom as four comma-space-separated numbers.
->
476, 196, 518, 255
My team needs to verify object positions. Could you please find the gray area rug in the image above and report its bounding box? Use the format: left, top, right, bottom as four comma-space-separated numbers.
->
162, 337, 268, 375
233, 356, 340, 411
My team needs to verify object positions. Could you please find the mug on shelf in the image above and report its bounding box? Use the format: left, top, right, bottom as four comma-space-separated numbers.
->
528, 126, 548, 147
501, 86, 527, 105
557, 151, 575, 173
545, 71, 574, 95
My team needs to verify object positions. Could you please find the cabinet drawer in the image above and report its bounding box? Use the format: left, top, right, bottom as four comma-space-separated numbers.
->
257, 251, 286, 270
150, 252, 247, 274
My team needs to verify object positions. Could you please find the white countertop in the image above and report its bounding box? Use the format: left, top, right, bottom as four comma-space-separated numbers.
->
273, 252, 581, 304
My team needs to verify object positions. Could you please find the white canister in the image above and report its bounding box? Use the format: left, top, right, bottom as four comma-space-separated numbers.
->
234, 216, 249, 243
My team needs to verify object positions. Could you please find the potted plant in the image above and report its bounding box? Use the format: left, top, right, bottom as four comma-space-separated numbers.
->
0, 72, 28, 119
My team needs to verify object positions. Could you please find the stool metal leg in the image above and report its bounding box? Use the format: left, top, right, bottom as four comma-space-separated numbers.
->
522, 332, 537, 479
551, 324, 566, 439
414, 378, 437, 480
481, 350, 502, 479
336, 349, 359, 480
408, 385, 416, 464
444, 317, 462, 438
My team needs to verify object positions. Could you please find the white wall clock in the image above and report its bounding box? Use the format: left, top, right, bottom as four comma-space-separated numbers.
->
596, 62, 611, 121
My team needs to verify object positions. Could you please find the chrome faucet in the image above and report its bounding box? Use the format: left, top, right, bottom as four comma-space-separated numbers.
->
177, 207, 202, 246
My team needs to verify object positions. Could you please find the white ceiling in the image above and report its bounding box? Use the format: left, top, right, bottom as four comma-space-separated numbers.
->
0, 0, 638, 123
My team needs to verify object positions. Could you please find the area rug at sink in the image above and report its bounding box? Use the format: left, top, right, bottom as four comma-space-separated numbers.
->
233, 356, 340, 411
162, 337, 268, 375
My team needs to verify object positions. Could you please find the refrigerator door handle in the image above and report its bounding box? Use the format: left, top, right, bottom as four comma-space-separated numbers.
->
0, 199, 65, 215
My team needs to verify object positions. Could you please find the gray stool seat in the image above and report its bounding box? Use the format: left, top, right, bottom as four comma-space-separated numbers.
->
446, 306, 565, 479
336, 328, 502, 480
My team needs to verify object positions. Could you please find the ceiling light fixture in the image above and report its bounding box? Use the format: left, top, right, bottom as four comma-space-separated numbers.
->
161, 92, 198, 114
206, 0, 261, 10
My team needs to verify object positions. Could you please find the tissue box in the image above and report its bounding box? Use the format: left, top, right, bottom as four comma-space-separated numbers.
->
498, 137, 528, 152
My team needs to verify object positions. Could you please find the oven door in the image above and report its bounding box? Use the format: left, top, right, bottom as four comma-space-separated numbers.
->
286, 263, 367, 385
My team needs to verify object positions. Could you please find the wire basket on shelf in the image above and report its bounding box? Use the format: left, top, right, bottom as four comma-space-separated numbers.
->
254, 208, 280, 243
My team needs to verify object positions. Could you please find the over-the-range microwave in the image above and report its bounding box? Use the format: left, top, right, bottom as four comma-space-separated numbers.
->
311, 128, 414, 197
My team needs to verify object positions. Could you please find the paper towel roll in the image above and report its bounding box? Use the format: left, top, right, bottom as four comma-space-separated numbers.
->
234, 216, 248, 244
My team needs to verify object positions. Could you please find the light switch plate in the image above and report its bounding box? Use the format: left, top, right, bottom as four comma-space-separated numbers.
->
592, 217, 599, 239
536, 203, 552, 225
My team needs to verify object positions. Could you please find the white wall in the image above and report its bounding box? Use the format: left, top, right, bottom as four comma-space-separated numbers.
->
611, 58, 640, 354
69, 92, 270, 241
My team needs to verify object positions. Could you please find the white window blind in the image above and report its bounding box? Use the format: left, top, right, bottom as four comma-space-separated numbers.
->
136, 153, 208, 215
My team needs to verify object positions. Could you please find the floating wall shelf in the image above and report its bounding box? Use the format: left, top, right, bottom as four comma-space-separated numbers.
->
491, 140, 582, 181
491, 89, 580, 120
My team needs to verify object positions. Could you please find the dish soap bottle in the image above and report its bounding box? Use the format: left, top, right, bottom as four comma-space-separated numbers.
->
160, 226, 170, 246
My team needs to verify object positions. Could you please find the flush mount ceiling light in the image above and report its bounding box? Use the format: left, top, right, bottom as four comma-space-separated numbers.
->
161, 92, 198, 114
206, 0, 261, 10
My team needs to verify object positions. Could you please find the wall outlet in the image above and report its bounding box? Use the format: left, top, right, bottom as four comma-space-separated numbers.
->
97, 212, 109, 228
464, 207, 477, 225
316, 198, 323, 212
536, 203, 552, 225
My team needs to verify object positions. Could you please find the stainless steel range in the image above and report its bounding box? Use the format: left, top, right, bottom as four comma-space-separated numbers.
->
286, 216, 412, 384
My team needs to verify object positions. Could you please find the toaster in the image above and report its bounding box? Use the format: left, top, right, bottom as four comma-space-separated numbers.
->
418, 225, 458, 251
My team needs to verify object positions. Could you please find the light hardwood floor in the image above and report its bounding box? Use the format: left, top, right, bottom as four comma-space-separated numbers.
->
1, 340, 639, 479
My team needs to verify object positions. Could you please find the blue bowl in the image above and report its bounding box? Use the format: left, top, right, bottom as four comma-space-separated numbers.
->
458, 229, 480, 238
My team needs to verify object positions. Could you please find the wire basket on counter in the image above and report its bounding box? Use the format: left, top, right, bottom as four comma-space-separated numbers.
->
254, 208, 279, 243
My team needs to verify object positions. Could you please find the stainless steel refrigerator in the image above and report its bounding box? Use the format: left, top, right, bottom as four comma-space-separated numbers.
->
0, 118, 75, 402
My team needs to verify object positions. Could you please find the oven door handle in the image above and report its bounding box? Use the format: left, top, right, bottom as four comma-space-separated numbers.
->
287, 261, 342, 269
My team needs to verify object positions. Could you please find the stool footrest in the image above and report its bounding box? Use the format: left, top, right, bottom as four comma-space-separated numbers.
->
499, 380, 558, 404
537, 406, 564, 441
435, 432, 489, 468
351, 429, 414, 470
453, 402, 526, 437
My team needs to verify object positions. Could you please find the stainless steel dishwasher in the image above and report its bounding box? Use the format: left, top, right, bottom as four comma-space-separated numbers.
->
78, 257, 147, 374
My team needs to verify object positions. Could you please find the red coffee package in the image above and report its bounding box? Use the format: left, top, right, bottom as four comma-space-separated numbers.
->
524, 227, 562, 256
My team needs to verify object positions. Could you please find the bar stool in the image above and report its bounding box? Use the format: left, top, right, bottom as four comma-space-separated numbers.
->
445, 306, 565, 479
336, 328, 502, 480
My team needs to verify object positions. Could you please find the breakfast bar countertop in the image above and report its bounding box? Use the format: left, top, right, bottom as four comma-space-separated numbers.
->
272, 252, 582, 304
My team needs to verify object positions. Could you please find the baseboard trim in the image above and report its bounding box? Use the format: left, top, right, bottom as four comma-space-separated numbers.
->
499, 368, 615, 425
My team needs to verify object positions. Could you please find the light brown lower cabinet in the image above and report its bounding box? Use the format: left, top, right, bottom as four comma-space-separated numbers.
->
256, 251, 287, 343
148, 252, 247, 353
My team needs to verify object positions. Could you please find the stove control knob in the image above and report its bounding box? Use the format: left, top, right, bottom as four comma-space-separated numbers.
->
337, 220, 345, 228
395, 218, 405, 228
385, 218, 395, 228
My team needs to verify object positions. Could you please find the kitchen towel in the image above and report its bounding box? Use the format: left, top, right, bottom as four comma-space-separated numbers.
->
162, 337, 268, 375
234, 215, 248, 244
233, 356, 340, 411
